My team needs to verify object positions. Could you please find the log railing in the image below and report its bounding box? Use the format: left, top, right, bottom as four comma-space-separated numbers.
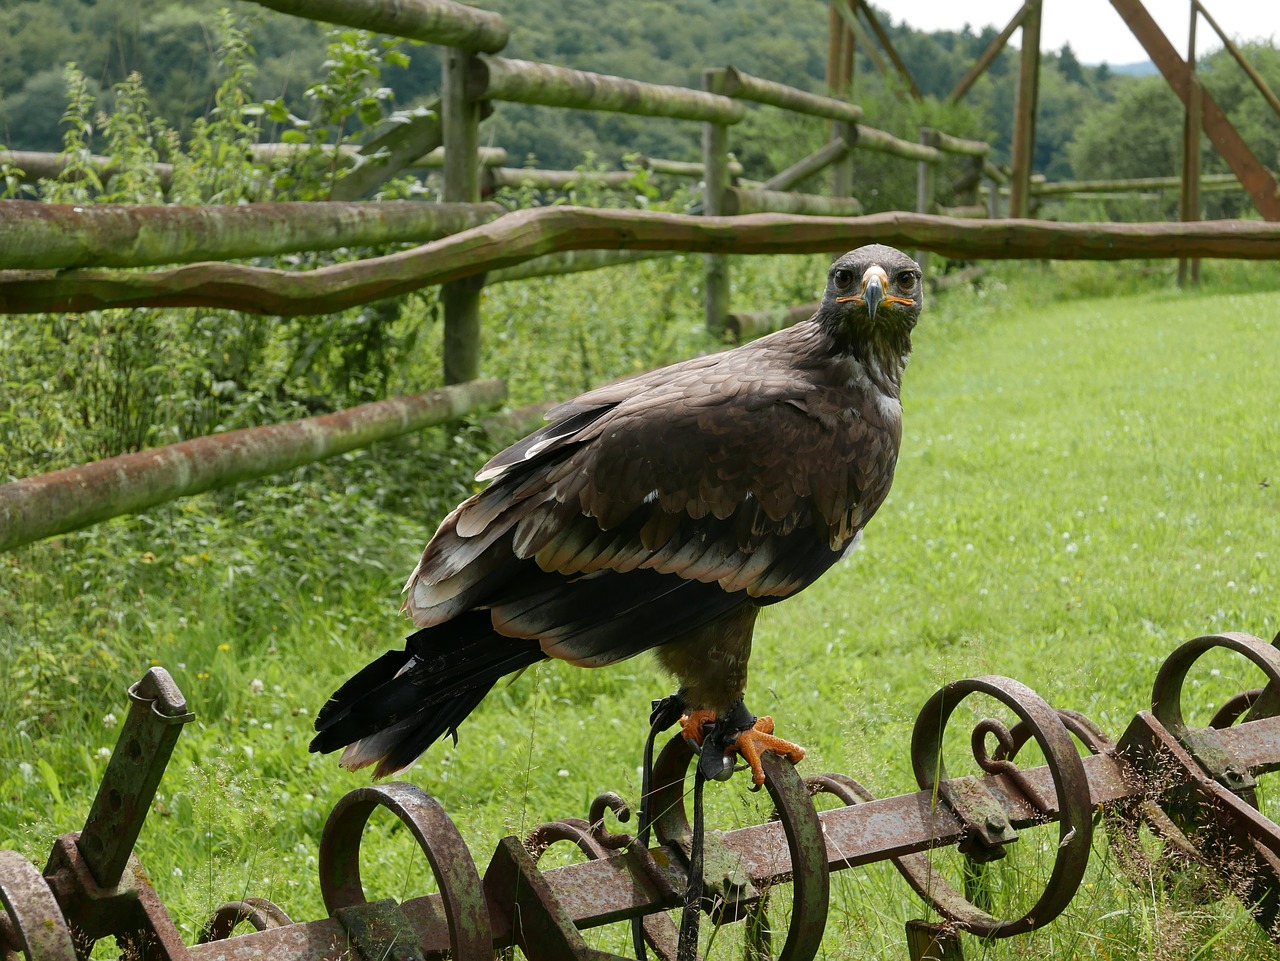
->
5, 0, 1271, 550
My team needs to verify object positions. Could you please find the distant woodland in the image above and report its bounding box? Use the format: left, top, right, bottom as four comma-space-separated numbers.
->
1, 0, 1277, 210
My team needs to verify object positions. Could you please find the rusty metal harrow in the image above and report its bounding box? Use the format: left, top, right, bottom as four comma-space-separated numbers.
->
4, 630, 1280, 961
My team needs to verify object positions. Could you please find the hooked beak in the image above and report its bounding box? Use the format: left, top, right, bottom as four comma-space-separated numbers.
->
835, 264, 890, 324
862, 273, 884, 325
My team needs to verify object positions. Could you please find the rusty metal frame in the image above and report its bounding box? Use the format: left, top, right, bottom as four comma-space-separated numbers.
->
5, 632, 1280, 961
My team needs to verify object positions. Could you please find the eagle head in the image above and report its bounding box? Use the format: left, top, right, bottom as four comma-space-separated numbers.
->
818, 244, 923, 361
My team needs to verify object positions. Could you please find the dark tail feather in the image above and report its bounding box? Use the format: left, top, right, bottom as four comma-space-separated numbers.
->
309, 610, 544, 777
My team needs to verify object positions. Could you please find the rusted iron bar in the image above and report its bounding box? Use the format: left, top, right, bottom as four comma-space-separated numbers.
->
7, 208, 1280, 317
1108, 0, 1280, 221
0, 379, 505, 553
245, 0, 508, 53
468, 58, 745, 125
1194, 0, 1280, 122
721, 67, 862, 123
0, 199, 504, 270
949, 1, 1033, 103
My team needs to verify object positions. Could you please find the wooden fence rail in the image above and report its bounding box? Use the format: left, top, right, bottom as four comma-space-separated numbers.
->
0, 379, 506, 553
0, 200, 504, 270
246, 0, 508, 52
4, 207, 1280, 316
468, 58, 746, 124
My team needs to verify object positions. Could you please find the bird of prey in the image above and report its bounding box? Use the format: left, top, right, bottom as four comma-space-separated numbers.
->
311, 244, 923, 784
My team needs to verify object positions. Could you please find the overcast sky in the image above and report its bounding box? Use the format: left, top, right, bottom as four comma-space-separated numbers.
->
881, 1, 1280, 66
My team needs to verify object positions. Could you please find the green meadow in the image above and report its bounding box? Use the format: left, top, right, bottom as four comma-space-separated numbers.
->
2, 255, 1278, 958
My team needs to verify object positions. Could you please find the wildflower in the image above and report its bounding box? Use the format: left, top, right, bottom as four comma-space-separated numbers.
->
217, 643, 231, 652
103, 712, 117, 728
250, 678, 265, 694
97, 747, 111, 760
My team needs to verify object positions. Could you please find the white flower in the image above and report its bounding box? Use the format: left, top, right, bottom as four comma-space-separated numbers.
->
103, 713, 118, 728
250, 678, 265, 694
97, 747, 111, 760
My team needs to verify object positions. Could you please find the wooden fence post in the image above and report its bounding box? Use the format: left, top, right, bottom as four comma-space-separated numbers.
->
702, 68, 730, 336
916, 127, 937, 272
1008, 0, 1041, 219
1179, 4, 1201, 287
442, 47, 483, 384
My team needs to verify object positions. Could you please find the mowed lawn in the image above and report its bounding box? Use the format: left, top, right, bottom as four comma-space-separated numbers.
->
2, 262, 1278, 958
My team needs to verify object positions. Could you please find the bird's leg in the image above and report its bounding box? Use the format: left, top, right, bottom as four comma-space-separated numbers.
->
701, 700, 805, 785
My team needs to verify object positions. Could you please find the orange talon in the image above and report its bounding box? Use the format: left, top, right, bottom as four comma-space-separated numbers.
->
680, 708, 717, 747
732, 717, 806, 785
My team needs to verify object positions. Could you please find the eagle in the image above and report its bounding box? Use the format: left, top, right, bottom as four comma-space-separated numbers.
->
310, 244, 923, 784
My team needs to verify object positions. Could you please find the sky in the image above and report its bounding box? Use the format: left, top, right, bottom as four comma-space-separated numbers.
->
880, 1, 1280, 67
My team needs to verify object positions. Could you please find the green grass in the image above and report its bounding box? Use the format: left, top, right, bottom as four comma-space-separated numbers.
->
2, 256, 1279, 958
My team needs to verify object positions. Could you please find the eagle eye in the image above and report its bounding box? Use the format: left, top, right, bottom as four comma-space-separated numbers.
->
833, 268, 854, 288
896, 271, 919, 292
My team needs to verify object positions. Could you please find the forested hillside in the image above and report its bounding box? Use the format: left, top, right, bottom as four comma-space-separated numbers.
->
1, 0, 1277, 201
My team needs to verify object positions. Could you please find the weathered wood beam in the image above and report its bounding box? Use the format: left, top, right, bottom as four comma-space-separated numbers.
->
468, 58, 745, 124
1194, 1, 1280, 122
486, 250, 670, 284
244, 0, 507, 52
416, 146, 508, 168
441, 47, 483, 385
640, 157, 744, 178
482, 167, 635, 193
0, 200, 504, 270
1009, 0, 1042, 218
933, 131, 991, 157
702, 68, 732, 335
328, 103, 443, 201
0, 379, 507, 553
1180, 7, 1202, 288
762, 138, 851, 192
854, 125, 942, 163
1, 150, 174, 188
721, 67, 862, 123
1108, 0, 1280, 221
4, 209, 1280, 316
831, 0, 894, 94
949, 1, 1033, 103
1034, 173, 1251, 196
722, 187, 862, 217
725, 300, 819, 341
857, 1, 923, 99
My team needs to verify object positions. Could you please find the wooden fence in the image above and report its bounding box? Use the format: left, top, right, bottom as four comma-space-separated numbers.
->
3, 0, 1280, 552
